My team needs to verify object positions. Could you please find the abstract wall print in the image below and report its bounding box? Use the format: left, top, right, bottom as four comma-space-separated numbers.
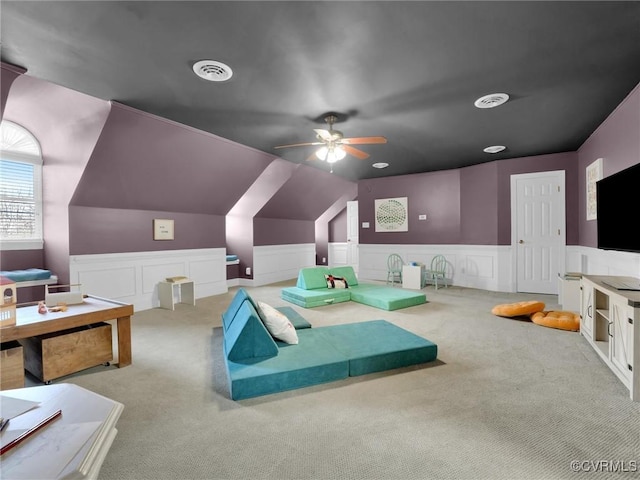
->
375, 197, 408, 232
586, 158, 603, 220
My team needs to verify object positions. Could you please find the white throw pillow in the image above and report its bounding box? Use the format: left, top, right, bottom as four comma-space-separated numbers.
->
256, 301, 299, 345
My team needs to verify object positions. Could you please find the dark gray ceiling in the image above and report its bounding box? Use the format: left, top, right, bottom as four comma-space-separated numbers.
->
2, 1, 640, 181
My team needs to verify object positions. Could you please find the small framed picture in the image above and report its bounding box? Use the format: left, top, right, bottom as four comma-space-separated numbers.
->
153, 219, 174, 240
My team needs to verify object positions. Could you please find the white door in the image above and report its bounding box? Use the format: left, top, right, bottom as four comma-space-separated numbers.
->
347, 201, 359, 272
511, 171, 565, 294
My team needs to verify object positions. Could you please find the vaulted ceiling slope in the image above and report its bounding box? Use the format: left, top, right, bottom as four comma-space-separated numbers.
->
2, 1, 639, 181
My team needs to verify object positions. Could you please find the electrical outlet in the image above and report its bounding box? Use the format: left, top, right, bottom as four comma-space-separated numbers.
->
245, 267, 251, 276
322, 257, 326, 263
419, 214, 427, 220
362, 222, 370, 228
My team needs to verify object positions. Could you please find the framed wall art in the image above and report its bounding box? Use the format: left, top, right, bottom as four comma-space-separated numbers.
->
586, 158, 603, 220
153, 219, 174, 240
374, 197, 408, 232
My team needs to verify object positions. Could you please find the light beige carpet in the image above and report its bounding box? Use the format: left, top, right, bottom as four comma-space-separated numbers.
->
37, 281, 640, 480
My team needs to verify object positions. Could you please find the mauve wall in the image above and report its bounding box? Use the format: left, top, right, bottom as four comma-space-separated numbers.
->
578, 82, 640, 248
70, 103, 275, 254
459, 161, 499, 244
496, 151, 579, 245
255, 167, 356, 221
358, 169, 461, 244
358, 151, 579, 246
253, 218, 314, 246
329, 207, 348, 243
3, 74, 111, 284
69, 207, 225, 255
1, 63, 25, 119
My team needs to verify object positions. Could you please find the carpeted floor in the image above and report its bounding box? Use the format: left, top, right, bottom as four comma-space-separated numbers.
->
36, 281, 640, 480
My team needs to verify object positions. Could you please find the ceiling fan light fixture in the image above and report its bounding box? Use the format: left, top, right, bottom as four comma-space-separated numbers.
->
316, 146, 346, 163
474, 93, 509, 109
483, 145, 506, 154
192, 60, 233, 82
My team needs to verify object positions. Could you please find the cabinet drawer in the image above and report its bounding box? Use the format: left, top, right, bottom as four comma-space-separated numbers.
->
19, 323, 113, 383
0, 341, 24, 390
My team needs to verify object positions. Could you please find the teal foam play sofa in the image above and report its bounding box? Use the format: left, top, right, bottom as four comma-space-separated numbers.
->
281, 266, 427, 311
222, 288, 438, 400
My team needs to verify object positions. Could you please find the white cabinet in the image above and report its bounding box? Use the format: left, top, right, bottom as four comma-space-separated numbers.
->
558, 273, 581, 312
580, 275, 639, 401
610, 298, 634, 385
402, 264, 425, 290
580, 281, 594, 341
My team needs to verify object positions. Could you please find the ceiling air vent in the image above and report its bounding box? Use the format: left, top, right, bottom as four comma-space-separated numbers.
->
192, 60, 233, 82
474, 93, 509, 109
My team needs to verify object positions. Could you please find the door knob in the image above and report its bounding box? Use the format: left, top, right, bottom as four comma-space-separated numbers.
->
519, 240, 524, 244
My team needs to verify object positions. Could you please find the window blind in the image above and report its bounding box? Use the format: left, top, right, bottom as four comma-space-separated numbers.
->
0, 159, 38, 239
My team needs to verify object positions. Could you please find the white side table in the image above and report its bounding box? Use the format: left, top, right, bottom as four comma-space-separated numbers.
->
402, 264, 425, 289
158, 279, 195, 310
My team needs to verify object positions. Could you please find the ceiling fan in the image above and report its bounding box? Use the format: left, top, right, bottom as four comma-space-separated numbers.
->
274, 114, 387, 164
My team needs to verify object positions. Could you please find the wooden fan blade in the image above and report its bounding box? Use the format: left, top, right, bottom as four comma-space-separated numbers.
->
306, 151, 319, 162
340, 136, 387, 145
274, 141, 323, 149
342, 145, 370, 160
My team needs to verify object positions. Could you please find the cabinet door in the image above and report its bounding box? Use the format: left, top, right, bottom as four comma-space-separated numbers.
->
580, 282, 594, 341
610, 299, 633, 385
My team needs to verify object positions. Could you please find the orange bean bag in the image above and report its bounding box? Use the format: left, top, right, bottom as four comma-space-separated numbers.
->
491, 300, 545, 317
530, 310, 580, 332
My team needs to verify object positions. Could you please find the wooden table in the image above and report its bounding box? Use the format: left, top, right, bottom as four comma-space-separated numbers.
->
0, 383, 124, 479
0, 296, 133, 368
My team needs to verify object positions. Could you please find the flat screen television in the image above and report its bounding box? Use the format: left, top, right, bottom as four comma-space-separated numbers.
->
596, 162, 640, 253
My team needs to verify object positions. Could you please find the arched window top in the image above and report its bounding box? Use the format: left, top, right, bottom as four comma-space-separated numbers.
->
0, 120, 42, 160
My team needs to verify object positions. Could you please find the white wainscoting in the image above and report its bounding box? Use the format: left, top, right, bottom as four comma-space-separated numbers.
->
249, 243, 315, 287
357, 244, 509, 292
69, 248, 227, 312
328, 242, 349, 267
358, 244, 640, 293
566, 245, 640, 278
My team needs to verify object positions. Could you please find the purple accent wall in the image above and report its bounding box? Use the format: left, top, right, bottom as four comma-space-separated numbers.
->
578, 83, 640, 248
1, 62, 25, 120
358, 151, 579, 246
69, 207, 225, 255
3, 75, 111, 284
256, 167, 356, 221
358, 169, 461, 244
329, 207, 348, 242
460, 161, 499, 244
253, 218, 314, 246
72, 103, 274, 215
496, 152, 579, 245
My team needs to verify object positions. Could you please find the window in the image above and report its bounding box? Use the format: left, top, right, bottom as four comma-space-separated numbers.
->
0, 120, 43, 249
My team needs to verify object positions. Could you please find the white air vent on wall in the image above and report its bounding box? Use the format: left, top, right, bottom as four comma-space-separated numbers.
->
192, 60, 233, 82
474, 93, 509, 109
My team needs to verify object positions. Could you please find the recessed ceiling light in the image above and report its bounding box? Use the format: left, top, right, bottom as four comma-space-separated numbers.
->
483, 145, 506, 154
192, 60, 233, 82
372, 162, 389, 169
474, 93, 509, 109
